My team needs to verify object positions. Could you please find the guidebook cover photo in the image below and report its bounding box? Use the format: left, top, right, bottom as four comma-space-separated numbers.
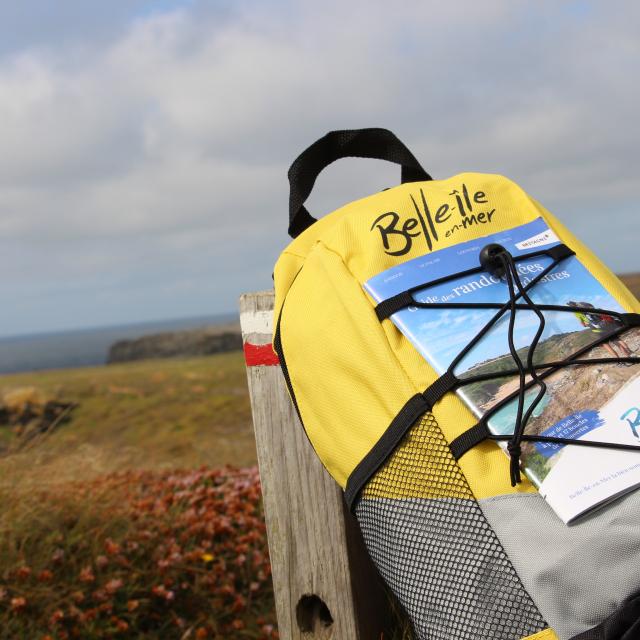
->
365, 217, 640, 523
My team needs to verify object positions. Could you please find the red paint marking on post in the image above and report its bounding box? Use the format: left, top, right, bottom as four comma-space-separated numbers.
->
244, 342, 280, 366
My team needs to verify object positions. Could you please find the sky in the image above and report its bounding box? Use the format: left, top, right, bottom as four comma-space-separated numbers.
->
1, 1, 639, 336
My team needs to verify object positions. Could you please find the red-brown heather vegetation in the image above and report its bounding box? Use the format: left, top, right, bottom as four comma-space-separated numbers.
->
0, 465, 278, 639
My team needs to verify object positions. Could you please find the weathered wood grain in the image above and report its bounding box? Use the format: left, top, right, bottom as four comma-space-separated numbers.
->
239, 291, 389, 640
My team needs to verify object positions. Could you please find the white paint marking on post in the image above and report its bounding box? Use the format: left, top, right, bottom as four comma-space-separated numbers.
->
239, 308, 273, 336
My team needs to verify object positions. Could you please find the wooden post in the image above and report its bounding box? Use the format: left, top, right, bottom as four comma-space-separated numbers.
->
239, 291, 391, 640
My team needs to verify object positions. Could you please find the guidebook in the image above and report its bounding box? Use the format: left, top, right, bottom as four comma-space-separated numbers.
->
364, 217, 640, 523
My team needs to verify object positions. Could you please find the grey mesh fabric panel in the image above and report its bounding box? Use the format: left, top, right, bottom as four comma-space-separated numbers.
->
480, 491, 640, 640
354, 414, 547, 640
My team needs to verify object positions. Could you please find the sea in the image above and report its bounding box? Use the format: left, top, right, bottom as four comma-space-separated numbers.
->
0, 313, 238, 375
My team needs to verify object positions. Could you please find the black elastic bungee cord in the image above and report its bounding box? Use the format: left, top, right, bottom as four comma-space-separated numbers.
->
464, 355, 640, 384
499, 253, 530, 484
500, 251, 549, 485
376, 241, 640, 483
446, 250, 566, 373
473, 314, 637, 429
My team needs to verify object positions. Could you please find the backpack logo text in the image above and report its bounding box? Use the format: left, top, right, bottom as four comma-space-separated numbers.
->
371, 184, 496, 256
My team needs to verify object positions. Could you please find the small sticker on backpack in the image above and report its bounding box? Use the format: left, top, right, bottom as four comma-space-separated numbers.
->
515, 229, 560, 250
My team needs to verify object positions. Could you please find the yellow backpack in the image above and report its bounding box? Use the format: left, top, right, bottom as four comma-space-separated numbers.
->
273, 128, 640, 640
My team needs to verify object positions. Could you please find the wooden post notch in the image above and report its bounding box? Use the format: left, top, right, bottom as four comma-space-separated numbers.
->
239, 291, 391, 639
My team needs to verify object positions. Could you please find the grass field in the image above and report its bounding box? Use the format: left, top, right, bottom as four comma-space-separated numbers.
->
0, 353, 274, 639
0, 352, 255, 488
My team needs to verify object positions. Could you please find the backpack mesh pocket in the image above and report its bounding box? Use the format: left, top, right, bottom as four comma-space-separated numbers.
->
354, 413, 547, 640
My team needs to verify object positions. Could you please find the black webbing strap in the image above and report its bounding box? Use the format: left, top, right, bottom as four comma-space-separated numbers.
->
344, 393, 430, 510
422, 370, 459, 410
288, 128, 431, 239
374, 243, 575, 321
622, 313, 640, 328
571, 630, 601, 640
450, 423, 490, 460
569, 589, 640, 639
443, 412, 640, 462
547, 243, 575, 261
375, 291, 415, 321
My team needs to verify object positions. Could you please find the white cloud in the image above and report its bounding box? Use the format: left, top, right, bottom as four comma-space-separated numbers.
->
0, 0, 638, 334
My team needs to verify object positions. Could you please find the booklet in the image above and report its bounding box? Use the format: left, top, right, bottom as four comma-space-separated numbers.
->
364, 217, 640, 523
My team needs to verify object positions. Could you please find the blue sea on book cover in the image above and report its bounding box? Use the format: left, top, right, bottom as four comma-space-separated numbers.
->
364, 218, 640, 523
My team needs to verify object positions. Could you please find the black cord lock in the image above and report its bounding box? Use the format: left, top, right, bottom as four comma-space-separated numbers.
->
479, 243, 509, 279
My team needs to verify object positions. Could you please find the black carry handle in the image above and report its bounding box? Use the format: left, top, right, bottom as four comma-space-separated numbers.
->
288, 128, 432, 238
